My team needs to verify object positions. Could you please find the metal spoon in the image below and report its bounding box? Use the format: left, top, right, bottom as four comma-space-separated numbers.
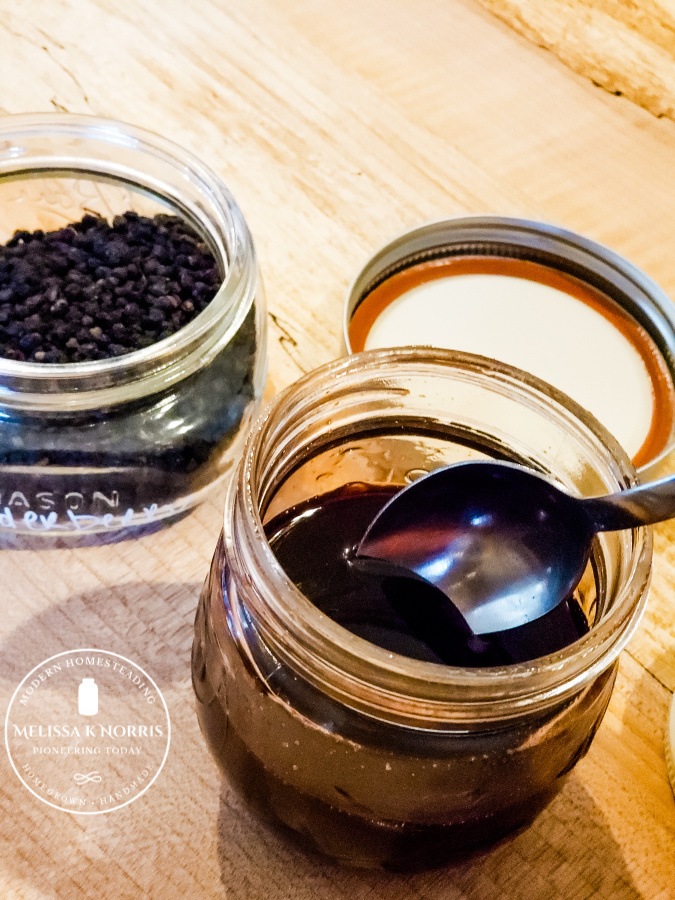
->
355, 461, 674, 636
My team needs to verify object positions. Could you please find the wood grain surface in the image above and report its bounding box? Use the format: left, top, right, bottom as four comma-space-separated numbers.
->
0, 1, 674, 898
476, 0, 675, 121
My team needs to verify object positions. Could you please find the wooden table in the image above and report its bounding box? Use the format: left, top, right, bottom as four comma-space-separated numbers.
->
0, 1, 674, 897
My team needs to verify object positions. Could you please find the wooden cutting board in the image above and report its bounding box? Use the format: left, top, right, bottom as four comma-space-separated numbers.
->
478, 0, 675, 121
0, 1, 673, 898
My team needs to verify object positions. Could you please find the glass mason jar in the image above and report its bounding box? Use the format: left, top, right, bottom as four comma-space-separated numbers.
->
192, 348, 651, 870
0, 114, 266, 537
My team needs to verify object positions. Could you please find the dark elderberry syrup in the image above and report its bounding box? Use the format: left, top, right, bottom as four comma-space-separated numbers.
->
266, 481, 590, 666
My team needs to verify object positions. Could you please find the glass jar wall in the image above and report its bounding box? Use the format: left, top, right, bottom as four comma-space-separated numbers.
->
192, 348, 651, 870
0, 114, 267, 537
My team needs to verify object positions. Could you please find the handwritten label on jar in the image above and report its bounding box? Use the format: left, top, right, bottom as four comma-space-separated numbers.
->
0, 478, 186, 534
0, 501, 173, 533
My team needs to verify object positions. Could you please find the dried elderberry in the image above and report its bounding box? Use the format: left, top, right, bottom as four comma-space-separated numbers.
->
0, 212, 221, 364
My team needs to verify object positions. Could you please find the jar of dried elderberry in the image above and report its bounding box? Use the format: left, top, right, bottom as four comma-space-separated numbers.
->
193, 348, 651, 870
0, 114, 266, 537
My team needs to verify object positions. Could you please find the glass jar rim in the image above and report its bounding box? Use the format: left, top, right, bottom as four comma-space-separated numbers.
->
0, 112, 257, 412
227, 347, 652, 725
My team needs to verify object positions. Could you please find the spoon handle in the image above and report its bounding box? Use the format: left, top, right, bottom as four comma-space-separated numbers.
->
582, 473, 675, 532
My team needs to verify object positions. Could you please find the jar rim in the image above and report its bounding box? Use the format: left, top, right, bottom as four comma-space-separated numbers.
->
227, 347, 652, 725
0, 112, 257, 411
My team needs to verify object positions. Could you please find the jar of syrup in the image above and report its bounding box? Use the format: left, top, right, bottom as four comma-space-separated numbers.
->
192, 348, 651, 869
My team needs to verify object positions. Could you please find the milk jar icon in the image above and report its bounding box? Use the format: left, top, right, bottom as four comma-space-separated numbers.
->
78, 678, 98, 716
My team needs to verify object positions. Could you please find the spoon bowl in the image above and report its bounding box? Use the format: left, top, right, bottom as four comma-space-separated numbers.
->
356, 461, 674, 635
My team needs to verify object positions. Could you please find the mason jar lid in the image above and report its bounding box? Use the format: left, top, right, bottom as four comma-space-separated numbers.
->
344, 216, 675, 479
